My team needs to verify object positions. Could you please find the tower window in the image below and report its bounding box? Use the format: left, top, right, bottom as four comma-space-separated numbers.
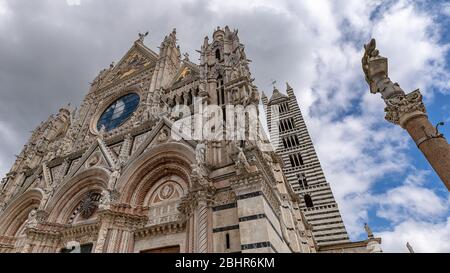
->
289, 153, 304, 167
278, 102, 289, 113
282, 135, 300, 149
215, 49, 221, 60
297, 173, 308, 188
279, 118, 295, 132
304, 194, 314, 208
225, 233, 231, 249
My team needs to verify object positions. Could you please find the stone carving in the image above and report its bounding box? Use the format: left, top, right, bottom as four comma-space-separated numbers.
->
384, 90, 426, 125
233, 144, 252, 174
364, 223, 374, 239
361, 38, 379, 86
195, 142, 206, 165
79, 192, 101, 219
90, 64, 113, 90
362, 39, 427, 126
98, 189, 119, 210
25, 209, 38, 228
107, 165, 121, 190
137, 31, 149, 43
39, 186, 55, 210
160, 184, 175, 200
361, 38, 405, 99
157, 129, 169, 143
86, 153, 101, 168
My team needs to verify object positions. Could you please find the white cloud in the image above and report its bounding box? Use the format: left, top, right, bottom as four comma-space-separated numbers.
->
66, 0, 81, 6
379, 218, 450, 252
376, 180, 448, 223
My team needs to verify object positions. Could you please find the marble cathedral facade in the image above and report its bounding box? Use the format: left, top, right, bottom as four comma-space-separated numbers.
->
0, 26, 381, 253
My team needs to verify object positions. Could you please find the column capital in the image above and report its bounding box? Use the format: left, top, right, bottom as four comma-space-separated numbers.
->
384, 89, 427, 127
177, 185, 215, 219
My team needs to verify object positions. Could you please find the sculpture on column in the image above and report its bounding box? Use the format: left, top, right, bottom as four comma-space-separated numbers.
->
362, 38, 450, 191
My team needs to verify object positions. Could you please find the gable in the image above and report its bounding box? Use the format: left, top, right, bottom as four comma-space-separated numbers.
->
98, 42, 158, 89
66, 139, 116, 178
169, 61, 200, 89
128, 118, 197, 165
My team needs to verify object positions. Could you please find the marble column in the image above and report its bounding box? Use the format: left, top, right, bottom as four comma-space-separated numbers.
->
363, 39, 450, 191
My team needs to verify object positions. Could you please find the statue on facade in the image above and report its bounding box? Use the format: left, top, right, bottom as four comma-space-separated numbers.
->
137, 31, 149, 43
98, 190, 110, 210
107, 165, 121, 191
364, 223, 374, 239
25, 209, 38, 228
195, 142, 207, 165
234, 143, 252, 173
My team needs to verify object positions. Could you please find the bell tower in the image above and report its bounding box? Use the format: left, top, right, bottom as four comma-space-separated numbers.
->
262, 83, 350, 246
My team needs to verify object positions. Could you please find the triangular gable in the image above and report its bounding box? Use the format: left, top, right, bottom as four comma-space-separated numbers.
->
66, 138, 116, 178
169, 60, 200, 89
127, 117, 197, 166
99, 42, 158, 89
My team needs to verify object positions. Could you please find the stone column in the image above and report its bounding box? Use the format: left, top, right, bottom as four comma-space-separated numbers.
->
94, 208, 147, 253
195, 190, 214, 253
362, 39, 450, 191
178, 185, 215, 253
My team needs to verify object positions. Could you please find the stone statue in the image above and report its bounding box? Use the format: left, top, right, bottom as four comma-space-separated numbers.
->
364, 223, 374, 239
98, 189, 112, 210
25, 209, 38, 228
234, 144, 251, 173
98, 125, 106, 138
361, 38, 379, 86
361, 38, 404, 99
406, 242, 415, 253
157, 129, 168, 143
138, 31, 149, 43
195, 142, 207, 165
183, 52, 190, 62
107, 165, 121, 190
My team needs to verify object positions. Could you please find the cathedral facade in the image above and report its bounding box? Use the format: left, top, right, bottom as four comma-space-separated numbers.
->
0, 26, 381, 253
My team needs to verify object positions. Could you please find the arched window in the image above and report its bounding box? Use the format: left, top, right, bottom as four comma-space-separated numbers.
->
304, 194, 314, 208
215, 49, 221, 60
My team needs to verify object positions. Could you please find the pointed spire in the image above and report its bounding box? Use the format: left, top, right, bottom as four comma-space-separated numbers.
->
286, 82, 293, 91
286, 82, 295, 97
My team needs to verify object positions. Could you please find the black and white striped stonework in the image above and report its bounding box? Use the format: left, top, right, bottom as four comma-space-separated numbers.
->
262, 86, 350, 246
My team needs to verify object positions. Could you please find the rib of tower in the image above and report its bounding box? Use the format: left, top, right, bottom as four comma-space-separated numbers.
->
263, 85, 350, 246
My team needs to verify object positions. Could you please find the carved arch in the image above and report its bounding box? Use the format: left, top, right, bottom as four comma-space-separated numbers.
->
117, 142, 195, 206
0, 189, 43, 236
45, 167, 108, 224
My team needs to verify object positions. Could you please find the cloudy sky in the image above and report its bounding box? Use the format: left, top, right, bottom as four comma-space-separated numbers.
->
0, 0, 449, 252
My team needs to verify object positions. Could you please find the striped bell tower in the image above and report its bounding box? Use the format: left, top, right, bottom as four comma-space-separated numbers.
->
262, 83, 350, 246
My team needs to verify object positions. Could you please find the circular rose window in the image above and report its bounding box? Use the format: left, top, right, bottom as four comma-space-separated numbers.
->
97, 93, 140, 132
